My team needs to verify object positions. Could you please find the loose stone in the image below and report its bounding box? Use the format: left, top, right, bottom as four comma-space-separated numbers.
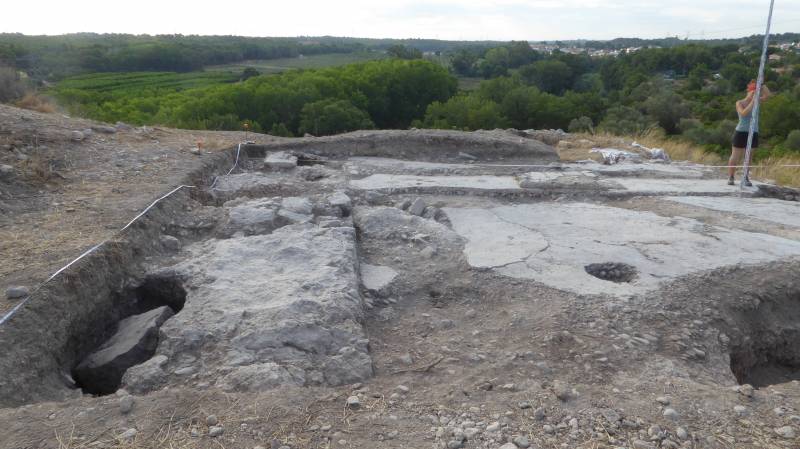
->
209, 426, 224, 437
346, 395, 360, 409
775, 426, 796, 439
5, 286, 29, 300
119, 395, 134, 414
119, 428, 137, 440
662, 408, 679, 420
512, 435, 531, 448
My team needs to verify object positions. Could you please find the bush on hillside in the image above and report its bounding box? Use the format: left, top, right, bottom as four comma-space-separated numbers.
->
298, 99, 374, 136
784, 130, 800, 151
0, 65, 27, 102
598, 106, 656, 136
568, 116, 594, 134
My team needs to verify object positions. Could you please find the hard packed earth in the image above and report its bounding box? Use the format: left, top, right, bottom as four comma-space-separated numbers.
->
0, 105, 799, 449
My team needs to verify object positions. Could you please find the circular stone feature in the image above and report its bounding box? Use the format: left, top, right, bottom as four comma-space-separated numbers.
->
584, 262, 638, 283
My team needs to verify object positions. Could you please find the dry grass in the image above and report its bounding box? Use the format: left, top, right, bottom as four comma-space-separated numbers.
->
573, 130, 800, 188
23, 152, 61, 183
196, 135, 237, 152
15, 93, 56, 113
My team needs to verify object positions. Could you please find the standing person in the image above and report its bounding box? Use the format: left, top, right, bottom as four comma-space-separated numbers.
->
728, 80, 771, 186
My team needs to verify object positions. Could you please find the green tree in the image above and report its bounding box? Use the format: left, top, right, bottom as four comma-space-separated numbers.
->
298, 99, 374, 136
519, 60, 573, 95
506, 41, 539, 68
761, 93, 800, 139
783, 130, 800, 151
420, 94, 508, 130
573, 73, 604, 93
387, 45, 423, 60
477, 47, 511, 79
686, 64, 710, 90
642, 91, 690, 134
0, 64, 27, 102
240, 67, 261, 81
269, 122, 293, 137
568, 116, 594, 133
598, 106, 656, 136
451, 49, 477, 76
721, 63, 754, 92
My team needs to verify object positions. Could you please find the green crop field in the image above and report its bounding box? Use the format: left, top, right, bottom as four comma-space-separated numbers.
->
207, 52, 386, 74
54, 71, 239, 93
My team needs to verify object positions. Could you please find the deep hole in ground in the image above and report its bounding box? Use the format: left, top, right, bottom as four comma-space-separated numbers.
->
71, 275, 187, 396
584, 262, 638, 283
729, 329, 800, 388
728, 287, 800, 388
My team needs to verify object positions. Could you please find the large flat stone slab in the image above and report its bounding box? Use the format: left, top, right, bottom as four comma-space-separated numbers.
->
349, 174, 520, 191
519, 171, 622, 190
74, 306, 174, 394
122, 223, 371, 393
572, 161, 714, 179
667, 196, 800, 228
612, 178, 759, 195
443, 203, 800, 297
348, 157, 473, 171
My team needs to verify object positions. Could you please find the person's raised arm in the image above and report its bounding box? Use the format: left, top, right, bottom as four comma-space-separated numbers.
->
737, 93, 756, 116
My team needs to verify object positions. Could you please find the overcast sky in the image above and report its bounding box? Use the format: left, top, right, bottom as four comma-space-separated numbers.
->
3, 0, 799, 41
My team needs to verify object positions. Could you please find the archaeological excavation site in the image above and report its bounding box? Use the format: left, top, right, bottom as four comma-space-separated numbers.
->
1, 125, 800, 449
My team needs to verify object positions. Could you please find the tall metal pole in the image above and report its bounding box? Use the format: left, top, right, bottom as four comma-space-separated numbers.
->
741, 0, 776, 189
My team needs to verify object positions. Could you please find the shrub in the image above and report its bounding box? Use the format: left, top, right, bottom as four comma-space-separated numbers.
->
568, 116, 594, 134
420, 94, 508, 130
784, 130, 800, 151
0, 65, 27, 102
15, 93, 55, 113
298, 99, 374, 136
598, 106, 657, 136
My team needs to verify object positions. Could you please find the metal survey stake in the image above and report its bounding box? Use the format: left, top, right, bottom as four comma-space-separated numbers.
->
741, 0, 776, 189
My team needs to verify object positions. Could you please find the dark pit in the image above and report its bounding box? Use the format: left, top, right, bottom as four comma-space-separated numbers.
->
727, 284, 800, 388
584, 262, 638, 283
730, 331, 800, 388
71, 275, 186, 395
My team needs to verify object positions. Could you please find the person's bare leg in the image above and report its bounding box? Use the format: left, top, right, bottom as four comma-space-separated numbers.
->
728, 147, 743, 179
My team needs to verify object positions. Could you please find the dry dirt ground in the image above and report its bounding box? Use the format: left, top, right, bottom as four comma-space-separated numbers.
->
0, 104, 281, 316
1, 106, 799, 449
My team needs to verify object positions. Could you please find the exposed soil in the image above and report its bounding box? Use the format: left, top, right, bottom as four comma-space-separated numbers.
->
0, 104, 281, 316
1, 107, 799, 449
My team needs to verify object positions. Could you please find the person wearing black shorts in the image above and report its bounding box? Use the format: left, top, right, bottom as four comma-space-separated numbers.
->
728, 80, 771, 186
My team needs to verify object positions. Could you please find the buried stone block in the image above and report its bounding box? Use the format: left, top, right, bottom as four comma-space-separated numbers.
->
360, 264, 398, 297
124, 224, 374, 394
74, 307, 174, 395
264, 151, 298, 170
408, 198, 426, 216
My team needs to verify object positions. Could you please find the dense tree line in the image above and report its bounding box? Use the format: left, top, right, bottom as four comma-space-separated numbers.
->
0, 34, 510, 81
54, 59, 457, 136
35, 36, 800, 156
0, 34, 369, 79
433, 41, 800, 155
